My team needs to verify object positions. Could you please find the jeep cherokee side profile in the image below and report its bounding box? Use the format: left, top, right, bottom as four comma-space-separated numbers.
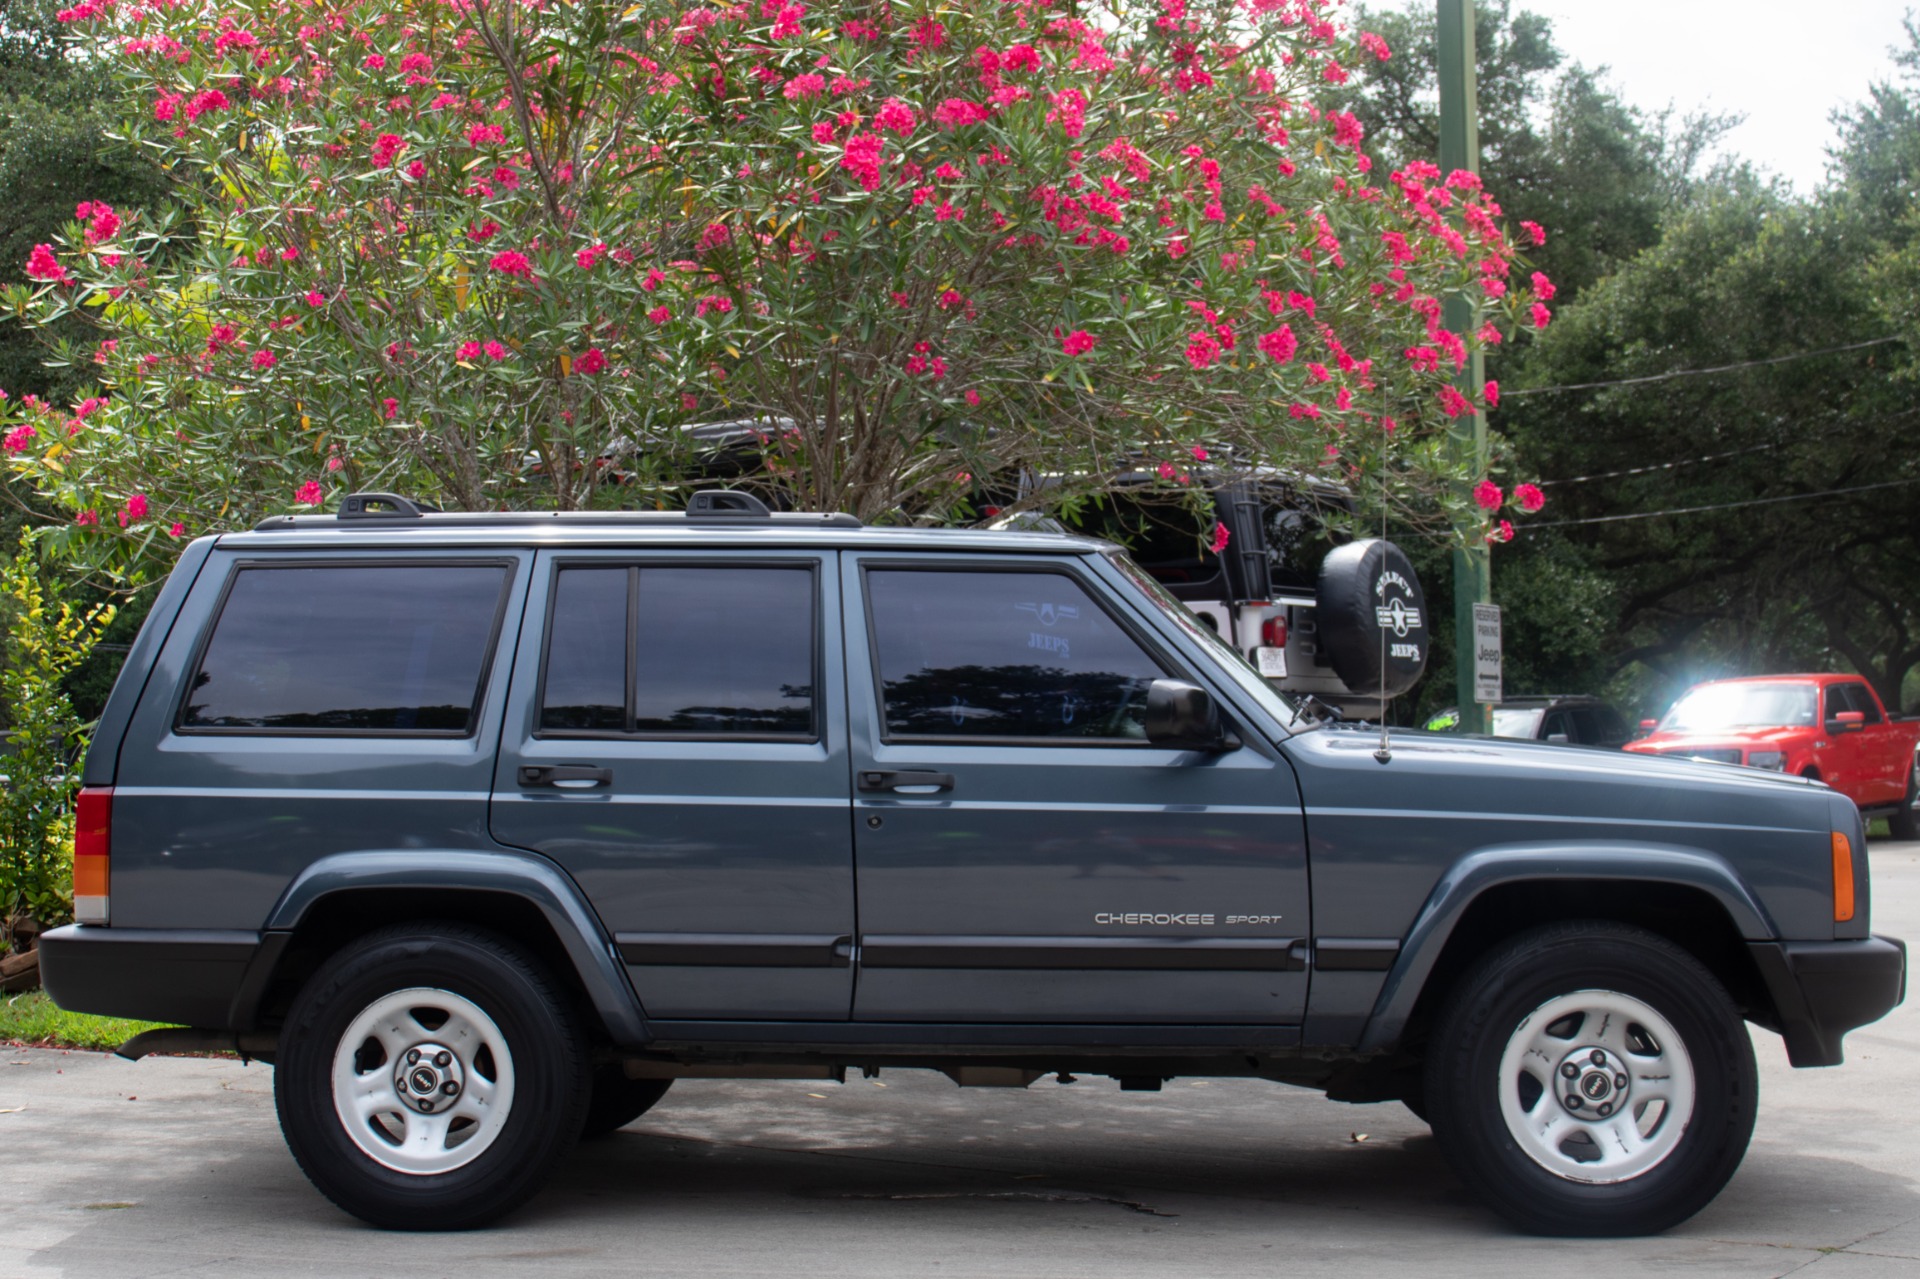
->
40, 492, 1907, 1236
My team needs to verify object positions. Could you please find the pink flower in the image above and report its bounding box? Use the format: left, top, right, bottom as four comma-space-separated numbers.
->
1529, 271, 1556, 302
304, 290, 327, 307
1191, 446, 1208, 461
1059, 329, 1097, 357
252, 349, 277, 369
125, 492, 148, 522
696, 221, 730, 253
2, 424, 36, 453
295, 480, 324, 506
1257, 326, 1297, 363
576, 243, 608, 269
75, 510, 99, 526
575, 348, 607, 375
1358, 31, 1391, 60
874, 97, 918, 137
1047, 88, 1087, 139
370, 132, 406, 167
184, 89, 230, 121
456, 340, 483, 361
467, 220, 500, 242
466, 123, 506, 147
1488, 519, 1515, 544
1530, 302, 1552, 329
1438, 384, 1471, 417
489, 250, 535, 278
483, 340, 509, 361
280, 246, 299, 261
642, 267, 666, 291
363, 53, 387, 70
1209, 522, 1231, 554
964, 389, 981, 406
1515, 482, 1545, 512
1473, 480, 1503, 512
406, 159, 427, 181
647, 305, 671, 325
24, 244, 66, 283
82, 203, 120, 243
1483, 380, 1500, 409
784, 73, 825, 99
1327, 111, 1364, 148
680, 393, 698, 412
1521, 220, 1546, 247
1186, 331, 1221, 370
327, 455, 343, 472
381, 398, 399, 419
169, 522, 185, 538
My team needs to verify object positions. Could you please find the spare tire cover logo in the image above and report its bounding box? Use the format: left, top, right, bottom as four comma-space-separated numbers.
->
1373, 569, 1423, 640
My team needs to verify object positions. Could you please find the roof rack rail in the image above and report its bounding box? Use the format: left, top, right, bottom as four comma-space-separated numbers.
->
339, 492, 438, 519
250, 488, 862, 531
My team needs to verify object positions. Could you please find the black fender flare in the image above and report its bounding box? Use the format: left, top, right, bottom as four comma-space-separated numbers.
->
1356, 843, 1777, 1053
240, 848, 650, 1049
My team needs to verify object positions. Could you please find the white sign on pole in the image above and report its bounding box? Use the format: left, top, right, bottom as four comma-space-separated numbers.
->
1472, 603, 1503, 705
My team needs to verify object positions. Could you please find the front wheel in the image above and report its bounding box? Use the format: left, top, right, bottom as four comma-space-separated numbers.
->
1425, 922, 1756, 1236
274, 924, 590, 1230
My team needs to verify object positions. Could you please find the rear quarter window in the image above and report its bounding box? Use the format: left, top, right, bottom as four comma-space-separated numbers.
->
179, 562, 511, 735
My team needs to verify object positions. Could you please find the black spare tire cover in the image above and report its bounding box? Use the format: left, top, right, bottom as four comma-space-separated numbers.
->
1314, 538, 1429, 698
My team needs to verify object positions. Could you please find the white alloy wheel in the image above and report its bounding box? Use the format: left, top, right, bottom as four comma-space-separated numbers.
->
330, 987, 517, 1176
1497, 987, 1696, 1184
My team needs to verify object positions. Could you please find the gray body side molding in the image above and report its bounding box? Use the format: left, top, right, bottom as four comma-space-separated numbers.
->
1357, 844, 1778, 1052
265, 848, 651, 1048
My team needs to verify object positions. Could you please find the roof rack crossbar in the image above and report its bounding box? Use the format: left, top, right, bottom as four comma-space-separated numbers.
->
685, 489, 772, 518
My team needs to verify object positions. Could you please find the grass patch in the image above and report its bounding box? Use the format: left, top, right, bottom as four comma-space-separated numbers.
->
0, 989, 172, 1051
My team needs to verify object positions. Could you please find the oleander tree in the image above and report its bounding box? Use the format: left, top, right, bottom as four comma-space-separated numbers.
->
2, 0, 1549, 578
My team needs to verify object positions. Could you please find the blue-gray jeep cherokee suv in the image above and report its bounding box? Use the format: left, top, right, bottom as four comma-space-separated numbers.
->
38, 491, 1906, 1236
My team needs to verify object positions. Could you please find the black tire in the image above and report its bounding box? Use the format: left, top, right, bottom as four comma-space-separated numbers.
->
579, 1067, 672, 1139
1887, 759, 1919, 841
1424, 921, 1757, 1237
274, 923, 590, 1230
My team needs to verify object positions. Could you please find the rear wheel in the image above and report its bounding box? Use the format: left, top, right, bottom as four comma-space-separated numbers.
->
275, 924, 589, 1230
1425, 922, 1756, 1236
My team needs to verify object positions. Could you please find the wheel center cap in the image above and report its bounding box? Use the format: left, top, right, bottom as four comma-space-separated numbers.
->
1555, 1046, 1630, 1118
392, 1041, 464, 1114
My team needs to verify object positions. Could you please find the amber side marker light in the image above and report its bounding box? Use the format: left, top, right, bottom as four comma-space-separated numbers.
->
73, 786, 112, 925
1831, 831, 1856, 923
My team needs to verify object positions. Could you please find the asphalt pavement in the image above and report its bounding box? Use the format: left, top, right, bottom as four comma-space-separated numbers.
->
4, 841, 1917, 1278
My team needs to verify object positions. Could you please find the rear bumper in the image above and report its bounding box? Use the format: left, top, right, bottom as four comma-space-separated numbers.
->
37, 925, 262, 1029
1750, 934, 1907, 1067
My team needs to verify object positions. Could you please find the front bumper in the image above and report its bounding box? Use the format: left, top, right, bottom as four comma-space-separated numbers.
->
37, 924, 264, 1029
1750, 934, 1907, 1067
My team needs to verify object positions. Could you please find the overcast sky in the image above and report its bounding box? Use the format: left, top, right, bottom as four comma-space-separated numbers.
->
1484, 1, 1912, 191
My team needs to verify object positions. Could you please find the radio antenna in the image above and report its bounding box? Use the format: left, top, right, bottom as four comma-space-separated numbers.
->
1373, 466, 1392, 764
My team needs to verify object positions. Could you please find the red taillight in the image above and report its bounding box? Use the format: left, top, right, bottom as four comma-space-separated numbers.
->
1261, 616, 1289, 648
73, 786, 111, 925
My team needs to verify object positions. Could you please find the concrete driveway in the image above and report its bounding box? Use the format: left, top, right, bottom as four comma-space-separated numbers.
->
4, 842, 1916, 1279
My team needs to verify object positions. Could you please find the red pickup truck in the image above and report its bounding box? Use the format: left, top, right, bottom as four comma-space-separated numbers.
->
1626, 674, 1920, 838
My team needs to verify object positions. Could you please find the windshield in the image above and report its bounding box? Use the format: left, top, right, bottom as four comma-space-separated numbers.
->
1660, 683, 1818, 732
1103, 551, 1309, 733
1490, 708, 1546, 739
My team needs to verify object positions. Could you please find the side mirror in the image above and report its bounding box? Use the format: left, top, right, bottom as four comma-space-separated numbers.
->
1826, 710, 1867, 734
1545, 732, 1570, 744
1145, 679, 1238, 752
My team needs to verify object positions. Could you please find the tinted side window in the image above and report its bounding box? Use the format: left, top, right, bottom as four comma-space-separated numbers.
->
632, 568, 814, 735
867, 569, 1166, 740
183, 563, 509, 734
541, 568, 628, 732
1595, 707, 1631, 746
1833, 682, 1882, 724
539, 565, 816, 738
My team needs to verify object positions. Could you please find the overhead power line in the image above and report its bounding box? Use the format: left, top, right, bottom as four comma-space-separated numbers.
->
1538, 442, 1780, 487
1524, 476, 1920, 530
1504, 337, 1903, 398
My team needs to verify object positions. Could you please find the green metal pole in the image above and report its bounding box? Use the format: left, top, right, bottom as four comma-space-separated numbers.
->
1438, 0, 1492, 734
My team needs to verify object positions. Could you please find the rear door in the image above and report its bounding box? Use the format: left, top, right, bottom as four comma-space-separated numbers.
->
490, 550, 855, 1020
842, 551, 1310, 1025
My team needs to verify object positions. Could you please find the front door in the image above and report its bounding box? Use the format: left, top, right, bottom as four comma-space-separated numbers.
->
843, 553, 1310, 1025
491, 550, 855, 1019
